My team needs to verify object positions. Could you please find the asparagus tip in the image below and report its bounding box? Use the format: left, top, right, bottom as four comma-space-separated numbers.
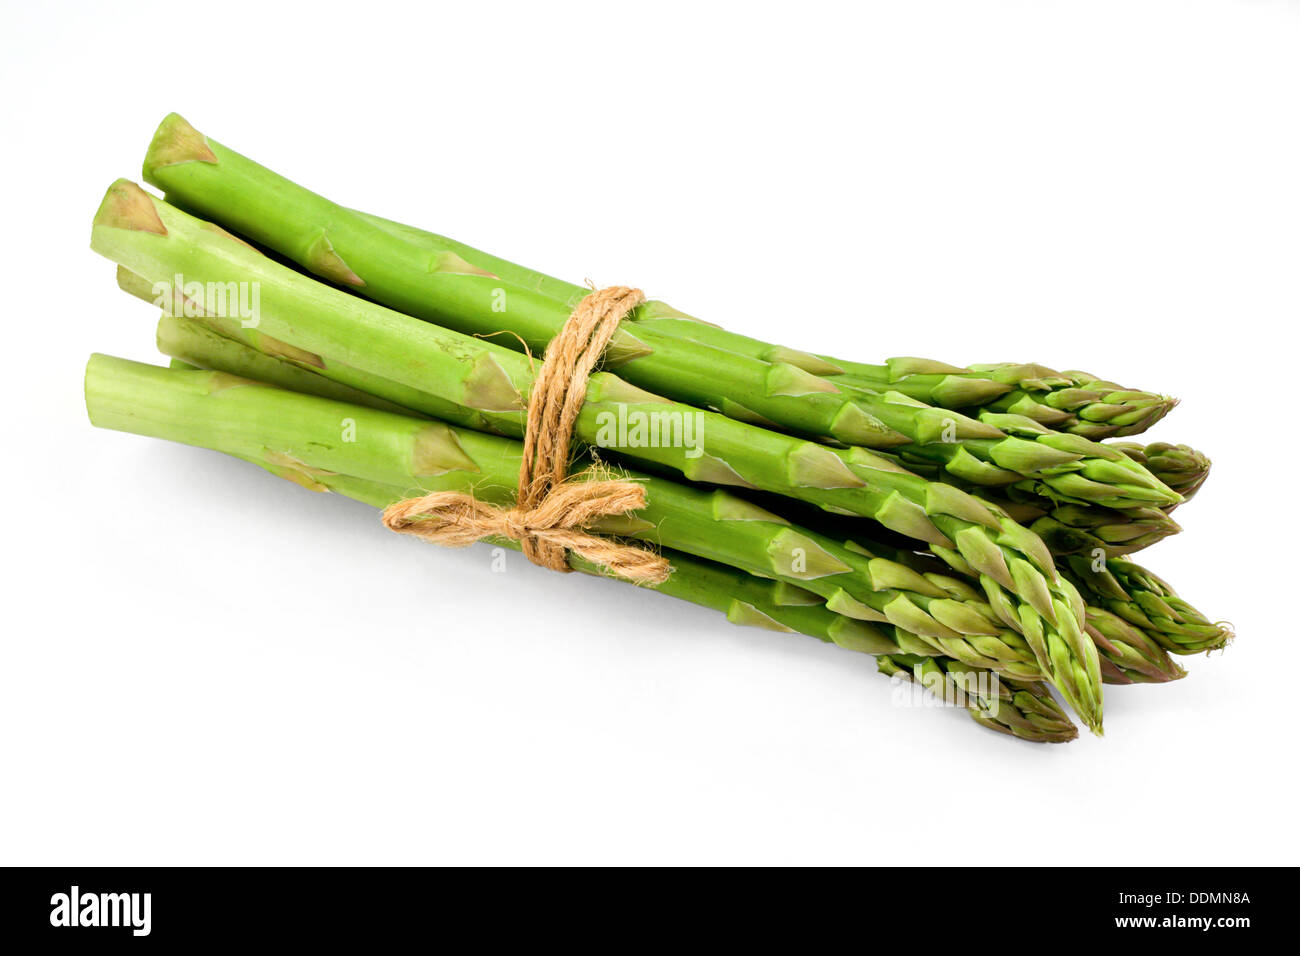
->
1209, 621, 1236, 652
260, 453, 333, 492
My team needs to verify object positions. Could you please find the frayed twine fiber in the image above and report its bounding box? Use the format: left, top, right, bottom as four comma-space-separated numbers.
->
381, 286, 671, 584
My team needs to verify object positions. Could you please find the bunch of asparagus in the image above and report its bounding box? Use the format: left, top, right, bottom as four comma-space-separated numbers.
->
84, 114, 1230, 743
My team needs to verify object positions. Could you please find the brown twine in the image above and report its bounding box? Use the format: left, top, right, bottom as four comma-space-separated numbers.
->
381, 286, 671, 584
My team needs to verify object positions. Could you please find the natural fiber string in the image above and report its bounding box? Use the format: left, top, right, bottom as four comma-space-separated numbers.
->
381, 286, 671, 584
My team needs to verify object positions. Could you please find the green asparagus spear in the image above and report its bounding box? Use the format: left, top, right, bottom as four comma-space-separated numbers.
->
1061, 555, 1231, 655
1002, 504, 1178, 559
141, 114, 1178, 511
985, 440, 1210, 559
1085, 606, 1187, 684
1111, 441, 1211, 506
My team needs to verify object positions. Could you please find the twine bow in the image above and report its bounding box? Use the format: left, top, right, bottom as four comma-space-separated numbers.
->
381, 286, 671, 584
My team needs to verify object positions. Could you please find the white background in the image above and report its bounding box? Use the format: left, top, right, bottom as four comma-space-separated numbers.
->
1, 1, 1295, 865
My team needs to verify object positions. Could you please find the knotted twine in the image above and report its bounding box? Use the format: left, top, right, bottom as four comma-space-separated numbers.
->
380, 286, 671, 584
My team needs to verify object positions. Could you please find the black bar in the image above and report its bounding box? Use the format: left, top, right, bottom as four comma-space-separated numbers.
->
0, 866, 1285, 945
